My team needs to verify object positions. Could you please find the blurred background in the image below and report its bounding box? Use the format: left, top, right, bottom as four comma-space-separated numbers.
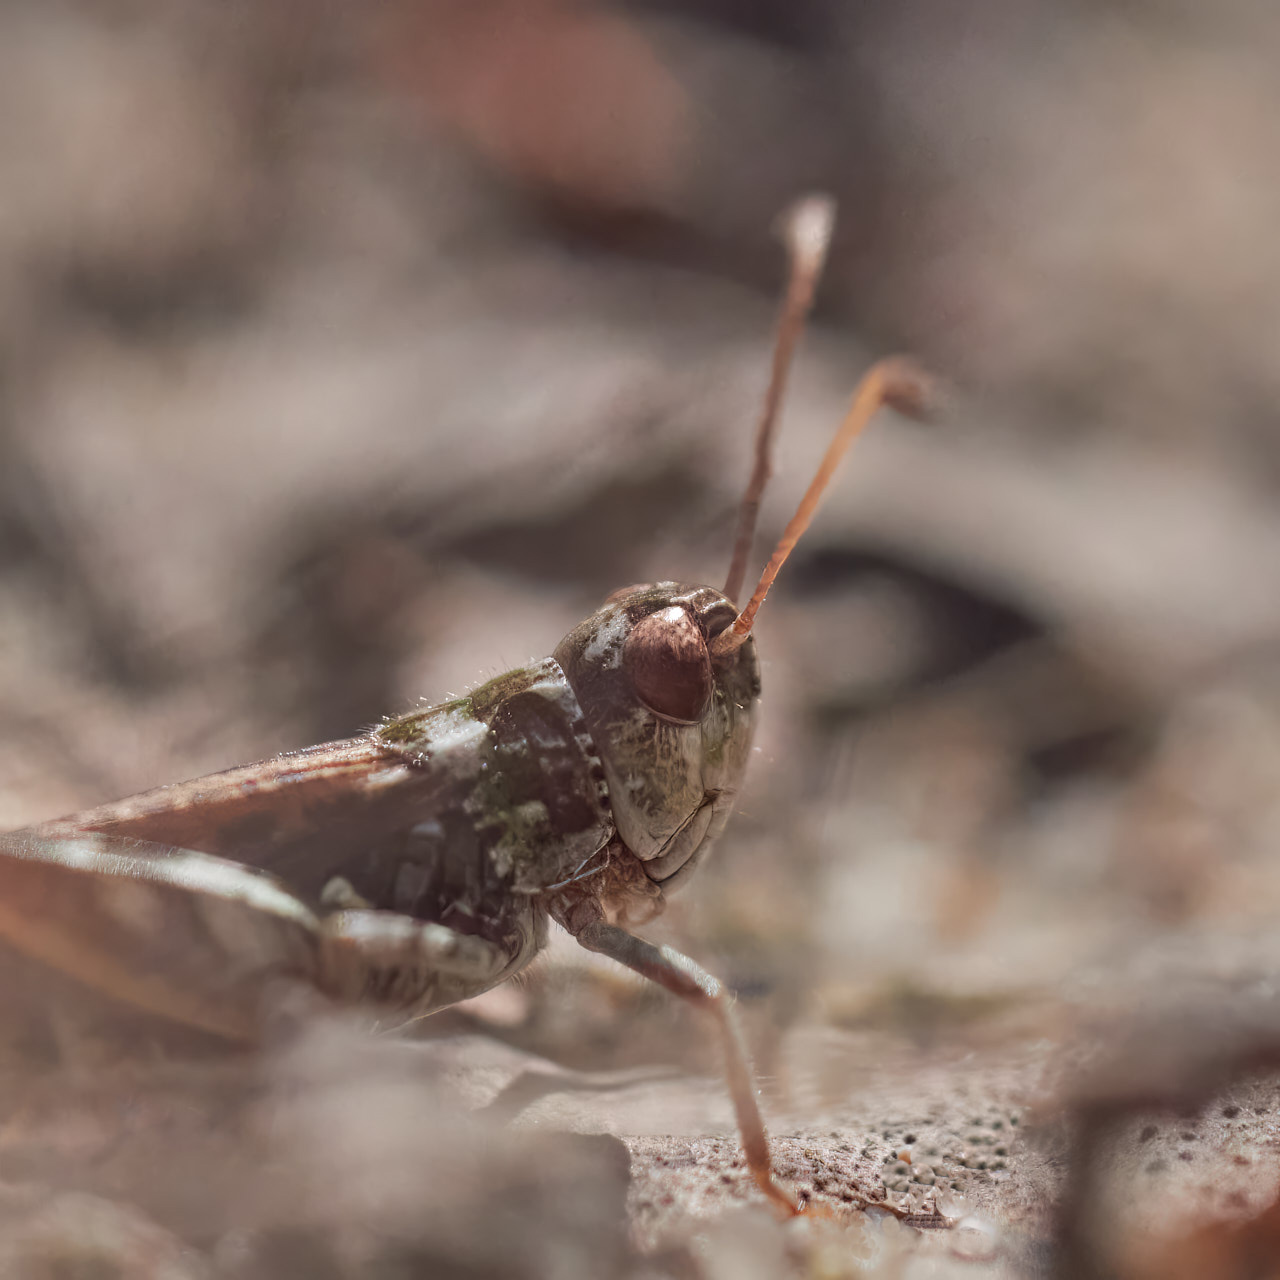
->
2, 0, 1280, 1274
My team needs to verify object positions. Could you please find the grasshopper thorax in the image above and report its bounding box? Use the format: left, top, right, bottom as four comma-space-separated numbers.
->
553, 582, 760, 893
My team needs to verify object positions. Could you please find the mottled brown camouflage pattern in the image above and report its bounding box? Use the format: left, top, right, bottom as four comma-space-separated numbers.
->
5, 582, 762, 1035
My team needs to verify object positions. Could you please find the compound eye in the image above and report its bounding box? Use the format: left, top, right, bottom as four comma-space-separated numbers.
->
623, 606, 712, 725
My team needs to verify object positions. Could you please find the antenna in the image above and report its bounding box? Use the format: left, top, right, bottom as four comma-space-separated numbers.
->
711, 357, 934, 657
722, 194, 836, 605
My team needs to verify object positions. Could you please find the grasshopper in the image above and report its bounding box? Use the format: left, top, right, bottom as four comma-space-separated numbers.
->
0, 197, 928, 1216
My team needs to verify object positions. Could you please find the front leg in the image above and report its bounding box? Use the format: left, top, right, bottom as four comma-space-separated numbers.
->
571, 919, 800, 1216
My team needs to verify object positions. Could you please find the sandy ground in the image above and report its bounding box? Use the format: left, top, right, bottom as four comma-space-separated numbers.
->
2, 935, 1280, 1277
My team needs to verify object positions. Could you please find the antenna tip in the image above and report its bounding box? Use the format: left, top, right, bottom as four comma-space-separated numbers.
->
877, 355, 939, 421
780, 193, 837, 273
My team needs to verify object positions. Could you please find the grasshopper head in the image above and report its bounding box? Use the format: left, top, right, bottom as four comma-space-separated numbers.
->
548, 201, 927, 899
553, 582, 761, 892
